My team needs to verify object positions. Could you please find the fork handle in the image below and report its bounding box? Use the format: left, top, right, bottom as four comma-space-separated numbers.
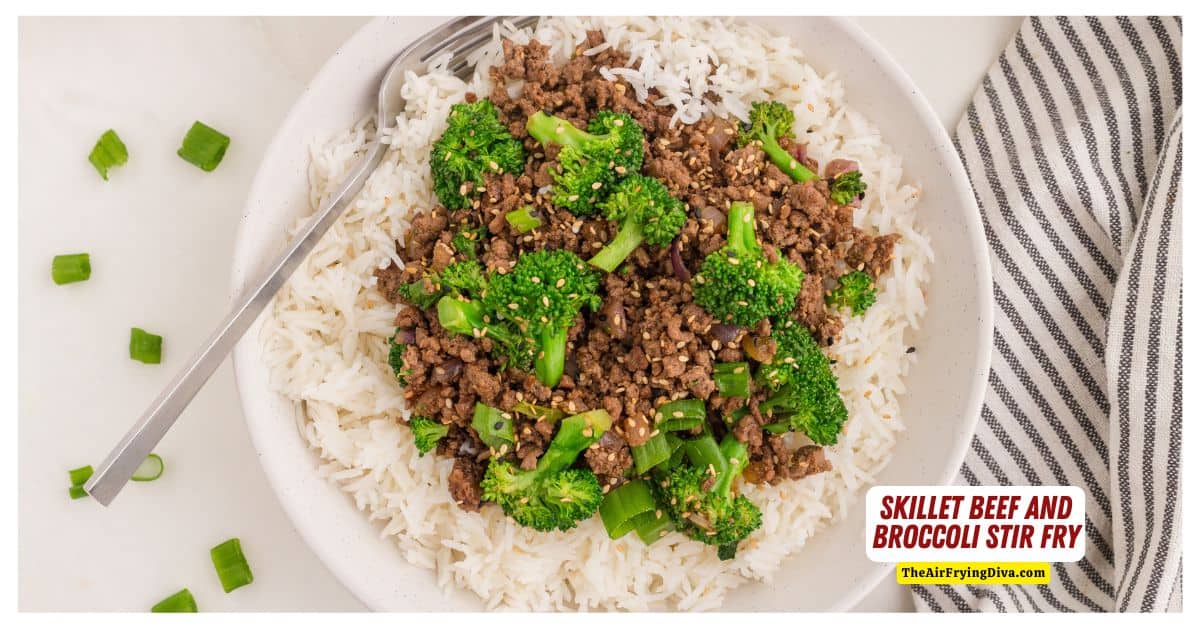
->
85, 140, 387, 506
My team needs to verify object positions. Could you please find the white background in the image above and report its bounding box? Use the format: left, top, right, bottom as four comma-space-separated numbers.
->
18, 16, 1022, 612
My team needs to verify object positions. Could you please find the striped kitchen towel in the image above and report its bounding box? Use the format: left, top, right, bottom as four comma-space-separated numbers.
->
912, 16, 1182, 612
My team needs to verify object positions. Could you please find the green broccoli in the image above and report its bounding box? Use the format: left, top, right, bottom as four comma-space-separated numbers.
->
526, 110, 644, 215
394, 275, 443, 310
483, 249, 600, 387
408, 416, 448, 456
387, 330, 411, 385
755, 318, 847, 445
829, 170, 867, 206
588, 174, 687, 273
826, 270, 877, 316
657, 433, 761, 558
393, 259, 484, 310
431, 99, 526, 210
737, 101, 818, 183
480, 409, 612, 531
691, 201, 804, 327
451, 224, 486, 259
436, 294, 534, 371
438, 259, 487, 299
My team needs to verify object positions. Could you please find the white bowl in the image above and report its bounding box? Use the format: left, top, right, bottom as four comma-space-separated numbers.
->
230, 16, 992, 612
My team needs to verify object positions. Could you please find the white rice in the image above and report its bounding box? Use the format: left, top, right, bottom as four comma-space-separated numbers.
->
261, 16, 930, 611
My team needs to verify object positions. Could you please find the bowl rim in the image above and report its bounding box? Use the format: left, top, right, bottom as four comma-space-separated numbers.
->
230, 15, 992, 612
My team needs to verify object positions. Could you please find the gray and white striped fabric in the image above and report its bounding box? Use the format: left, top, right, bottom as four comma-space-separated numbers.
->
911, 16, 1183, 612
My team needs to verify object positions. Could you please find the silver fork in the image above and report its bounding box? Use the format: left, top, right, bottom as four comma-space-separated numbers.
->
85, 15, 538, 505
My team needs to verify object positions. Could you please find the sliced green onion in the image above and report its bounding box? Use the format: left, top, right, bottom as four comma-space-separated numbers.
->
630, 431, 670, 475
763, 421, 790, 435
131, 453, 165, 482
713, 362, 751, 398
151, 588, 198, 612
655, 398, 706, 432
51, 253, 92, 285
68, 486, 88, 500
471, 403, 514, 452
633, 509, 673, 545
505, 205, 543, 233
598, 479, 657, 540
683, 434, 728, 477
88, 129, 128, 180
665, 433, 687, 468
129, 327, 163, 364
177, 121, 230, 172
511, 401, 565, 423
210, 538, 254, 593
68, 465, 94, 487
723, 405, 750, 428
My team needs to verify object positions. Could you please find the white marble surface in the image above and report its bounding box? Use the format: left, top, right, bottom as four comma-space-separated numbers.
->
18, 16, 1020, 612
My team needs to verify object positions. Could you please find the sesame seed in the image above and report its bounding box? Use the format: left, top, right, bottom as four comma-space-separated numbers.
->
530, 276, 540, 283
591, 181, 602, 190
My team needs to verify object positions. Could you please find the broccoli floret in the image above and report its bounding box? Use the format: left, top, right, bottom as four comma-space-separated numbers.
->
451, 224, 485, 259
588, 174, 687, 272
826, 270, 877, 316
483, 250, 600, 387
737, 101, 818, 183
755, 318, 847, 445
481, 409, 612, 531
394, 275, 443, 310
408, 416, 448, 456
658, 434, 761, 556
691, 201, 804, 327
436, 294, 534, 371
431, 99, 526, 210
438, 260, 487, 299
526, 110, 644, 215
829, 170, 867, 206
387, 331, 411, 385
394, 259, 483, 310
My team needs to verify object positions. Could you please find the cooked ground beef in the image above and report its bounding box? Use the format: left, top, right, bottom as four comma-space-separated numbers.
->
377, 32, 899, 507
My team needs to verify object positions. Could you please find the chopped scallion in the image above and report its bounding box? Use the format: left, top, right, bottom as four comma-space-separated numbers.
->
471, 403, 514, 452
129, 327, 163, 364
151, 588, 198, 612
630, 431, 670, 475
511, 401, 565, 423
51, 253, 91, 285
88, 129, 128, 180
655, 398, 706, 432
598, 479, 657, 540
68, 465, 94, 487
665, 433, 687, 468
68, 486, 88, 500
210, 538, 254, 593
713, 362, 751, 398
633, 508, 673, 545
505, 205, 543, 233
177, 121, 230, 172
130, 453, 165, 482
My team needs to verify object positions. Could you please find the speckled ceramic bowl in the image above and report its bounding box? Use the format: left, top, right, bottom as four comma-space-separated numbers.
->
230, 16, 992, 611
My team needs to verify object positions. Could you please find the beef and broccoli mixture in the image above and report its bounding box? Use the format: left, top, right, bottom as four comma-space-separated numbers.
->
375, 33, 896, 558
